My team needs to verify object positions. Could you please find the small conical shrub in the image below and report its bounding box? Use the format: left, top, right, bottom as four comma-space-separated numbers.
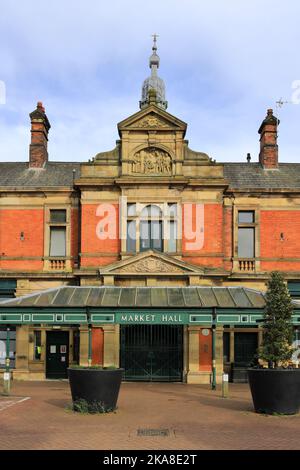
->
259, 271, 295, 368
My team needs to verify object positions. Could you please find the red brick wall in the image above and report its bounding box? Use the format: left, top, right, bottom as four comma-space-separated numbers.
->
223, 206, 233, 271
0, 209, 44, 270
260, 210, 300, 271
81, 203, 120, 267
182, 203, 224, 268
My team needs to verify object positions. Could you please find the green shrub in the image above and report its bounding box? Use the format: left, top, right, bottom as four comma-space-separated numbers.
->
67, 398, 115, 414
259, 271, 295, 368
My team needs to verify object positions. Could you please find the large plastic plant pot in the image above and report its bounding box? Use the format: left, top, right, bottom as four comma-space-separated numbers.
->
248, 368, 300, 415
68, 368, 124, 412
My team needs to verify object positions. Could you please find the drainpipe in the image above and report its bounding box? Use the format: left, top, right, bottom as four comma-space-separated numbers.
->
86, 308, 92, 367
3, 327, 11, 395
211, 307, 217, 390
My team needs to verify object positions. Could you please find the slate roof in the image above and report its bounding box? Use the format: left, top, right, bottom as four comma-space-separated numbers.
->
224, 163, 300, 190
0, 162, 81, 188
0, 161, 300, 190
0, 286, 269, 309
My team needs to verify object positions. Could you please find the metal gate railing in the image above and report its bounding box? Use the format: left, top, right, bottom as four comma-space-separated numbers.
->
120, 324, 183, 382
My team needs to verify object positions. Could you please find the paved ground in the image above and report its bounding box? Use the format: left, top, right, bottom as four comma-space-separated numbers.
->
0, 381, 299, 450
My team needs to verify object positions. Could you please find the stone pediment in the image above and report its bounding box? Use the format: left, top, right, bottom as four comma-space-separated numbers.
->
118, 105, 187, 134
99, 251, 204, 276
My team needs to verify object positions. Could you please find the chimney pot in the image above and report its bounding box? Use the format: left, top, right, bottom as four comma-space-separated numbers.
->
29, 101, 51, 168
258, 108, 279, 169
37, 101, 45, 113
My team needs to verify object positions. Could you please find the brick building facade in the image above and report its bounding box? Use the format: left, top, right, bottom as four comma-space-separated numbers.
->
1, 42, 300, 383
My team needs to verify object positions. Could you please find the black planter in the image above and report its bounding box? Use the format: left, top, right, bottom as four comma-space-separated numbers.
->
248, 368, 300, 415
68, 368, 124, 412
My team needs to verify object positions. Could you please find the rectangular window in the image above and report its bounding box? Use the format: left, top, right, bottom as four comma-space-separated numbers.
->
50, 209, 66, 224
126, 220, 136, 253
0, 280, 16, 300
238, 211, 254, 224
50, 227, 66, 257
238, 210, 255, 259
168, 221, 177, 253
151, 221, 163, 251
288, 282, 300, 299
140, 221, 151, 251
0, 328, 16, 369
140, 221, 163, 252
238, 227, 255, 258
34, 331, 42, 360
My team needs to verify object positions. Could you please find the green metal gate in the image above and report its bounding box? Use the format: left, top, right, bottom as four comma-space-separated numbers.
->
234, 332, 258, 366
120, 325, 183, 382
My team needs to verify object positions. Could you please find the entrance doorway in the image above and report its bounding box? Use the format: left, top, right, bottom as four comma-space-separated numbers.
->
120, 324, 183, 382
234, 332, 258, 366
46, 331, 69, 379
232, 332, 258, 383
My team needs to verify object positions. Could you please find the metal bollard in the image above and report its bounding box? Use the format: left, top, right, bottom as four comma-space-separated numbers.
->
222, 373, 229, 398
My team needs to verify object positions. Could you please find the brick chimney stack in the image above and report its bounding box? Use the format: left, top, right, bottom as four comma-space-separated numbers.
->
258, 108, 279, 169
29, 101, 51, 168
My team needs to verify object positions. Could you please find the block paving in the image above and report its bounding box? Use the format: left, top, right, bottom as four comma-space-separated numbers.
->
0, 381, 299, 450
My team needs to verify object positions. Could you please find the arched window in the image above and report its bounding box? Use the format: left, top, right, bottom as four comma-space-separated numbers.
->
126, 203, 178, 254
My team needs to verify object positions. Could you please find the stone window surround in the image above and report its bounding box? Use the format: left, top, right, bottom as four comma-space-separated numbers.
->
233, 205, 260, 272
43, 205, 72, 271
120, 200, 182, 256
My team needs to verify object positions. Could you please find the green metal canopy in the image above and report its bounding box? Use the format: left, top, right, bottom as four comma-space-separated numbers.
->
0, 286, 267, 309
0, 286, 299, 326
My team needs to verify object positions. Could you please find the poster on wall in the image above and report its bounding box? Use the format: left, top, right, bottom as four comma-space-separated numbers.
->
0, 340, 5, 365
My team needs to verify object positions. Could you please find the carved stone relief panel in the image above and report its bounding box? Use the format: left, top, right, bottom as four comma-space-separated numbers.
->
131, 147, 172, 175
133, 115, 170, 129
118, 257, 183, 273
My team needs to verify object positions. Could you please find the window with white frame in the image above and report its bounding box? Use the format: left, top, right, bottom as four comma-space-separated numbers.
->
49, 209, 67, 257
0, 328, 16, 369
237, 210, 255, 258
126, 203, 178, 254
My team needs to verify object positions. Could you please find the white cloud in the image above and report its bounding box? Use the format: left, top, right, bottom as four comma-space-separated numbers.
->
0, 0, 299, 163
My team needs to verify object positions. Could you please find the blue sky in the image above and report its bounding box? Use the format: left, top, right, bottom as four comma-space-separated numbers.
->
0, 0, 299, 163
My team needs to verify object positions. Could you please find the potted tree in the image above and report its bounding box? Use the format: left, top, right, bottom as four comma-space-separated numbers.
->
68, 365, 124, 413
248, 271, 300, 415
68, 323, 123, 413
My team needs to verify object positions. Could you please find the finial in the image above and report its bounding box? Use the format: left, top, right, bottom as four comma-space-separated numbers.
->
151, 33, 159, 51
140, 35, 167, 110
149, 33, 160, 70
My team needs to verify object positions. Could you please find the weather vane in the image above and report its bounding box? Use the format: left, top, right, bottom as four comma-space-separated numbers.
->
151, 33, 159, 47
276, 97, 289, 109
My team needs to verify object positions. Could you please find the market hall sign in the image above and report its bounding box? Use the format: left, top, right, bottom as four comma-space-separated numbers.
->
117, 313, 185, 324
